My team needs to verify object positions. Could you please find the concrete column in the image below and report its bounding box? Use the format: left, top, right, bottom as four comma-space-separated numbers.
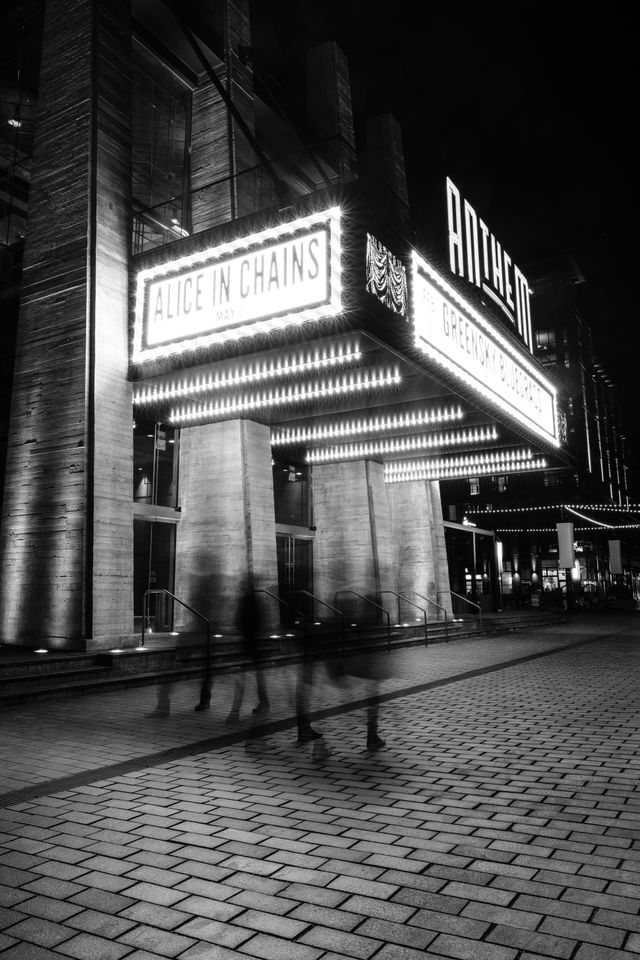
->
174, 419, 278, 633
0, 0, 133, 649
307, 41, 357, 182
312, 460, 396, 622
429, 481, 454, 616
388, 479, 453, 619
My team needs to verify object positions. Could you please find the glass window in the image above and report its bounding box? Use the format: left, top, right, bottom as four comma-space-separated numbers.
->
133, 416, 179, 507
469, 477, 480, 496
273, 460, 310, 527
131, 42, 191, 252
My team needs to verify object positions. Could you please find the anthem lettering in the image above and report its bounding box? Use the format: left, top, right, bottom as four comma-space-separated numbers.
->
446, 177, 533, 351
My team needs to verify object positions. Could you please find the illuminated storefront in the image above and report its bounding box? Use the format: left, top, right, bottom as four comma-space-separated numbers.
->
0, 0, 570, 649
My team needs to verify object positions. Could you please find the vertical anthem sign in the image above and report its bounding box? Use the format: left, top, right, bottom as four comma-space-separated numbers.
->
411, 251, 558, 447
132, 208, 341, 364
446, 177, 533, 351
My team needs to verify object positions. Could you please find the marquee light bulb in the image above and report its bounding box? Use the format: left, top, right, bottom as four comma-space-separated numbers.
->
271, 405, 464, 446
305, 426, 498, 463
169, 368, 401, 425
133, 342, 362, 406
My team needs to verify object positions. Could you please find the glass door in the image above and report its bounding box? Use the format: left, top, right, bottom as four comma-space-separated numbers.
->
276, 534, 313, 621
134, 519, 176, 633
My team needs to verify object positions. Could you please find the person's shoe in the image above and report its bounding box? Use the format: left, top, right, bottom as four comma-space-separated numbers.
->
252, 702, 270, 715
312, 739, 332, 761
366, 733, 386, 750
225, 711, 240, 725
297, 726, 322, 744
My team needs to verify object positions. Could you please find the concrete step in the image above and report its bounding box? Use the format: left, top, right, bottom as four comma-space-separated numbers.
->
0, 610, 564, 708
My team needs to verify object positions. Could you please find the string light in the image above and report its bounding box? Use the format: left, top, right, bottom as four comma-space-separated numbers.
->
305, 426, 498, 464
467, 503, 640, 514
169, 368, 401, 425
271, 405, 464, 446
132, 342, 362, 406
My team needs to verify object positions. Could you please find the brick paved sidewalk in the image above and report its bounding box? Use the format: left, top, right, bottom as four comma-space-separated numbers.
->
0, 613, 638, 958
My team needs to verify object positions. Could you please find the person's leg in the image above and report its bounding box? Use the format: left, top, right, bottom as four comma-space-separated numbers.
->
296, 657, 321, 742
252, 662, 270, 713
366, 678, 385, 749
226, 673, 245, 723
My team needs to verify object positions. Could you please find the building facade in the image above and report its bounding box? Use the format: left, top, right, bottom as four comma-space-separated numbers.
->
441, 256, 639, 609
0, 0, 566, 650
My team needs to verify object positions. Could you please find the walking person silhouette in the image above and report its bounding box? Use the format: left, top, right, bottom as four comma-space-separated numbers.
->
226, 584, 270, 723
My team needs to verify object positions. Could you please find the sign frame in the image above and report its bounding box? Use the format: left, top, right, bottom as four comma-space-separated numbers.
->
411, 250, 559, 447
132, 207, 342, 364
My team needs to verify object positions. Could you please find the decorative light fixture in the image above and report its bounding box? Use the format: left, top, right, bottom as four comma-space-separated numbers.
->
169, 368, 401, 425
305, 426, 498, 464
133, 342, 362, 406
271, 405, 464, 447
385, 449, 548, 483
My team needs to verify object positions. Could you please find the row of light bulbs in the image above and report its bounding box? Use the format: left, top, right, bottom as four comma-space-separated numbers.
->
169, 368, 401, 425
469, 503, 640, 514
132, 343, 362, 406
305, 426, 499, 463
385, 458, 547, 484
384, 450, 547, 483
271, 406, 464, 446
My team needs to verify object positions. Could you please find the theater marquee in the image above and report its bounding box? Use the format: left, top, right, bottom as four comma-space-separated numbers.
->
411, 251, 558, 447
133, 207, 342, 363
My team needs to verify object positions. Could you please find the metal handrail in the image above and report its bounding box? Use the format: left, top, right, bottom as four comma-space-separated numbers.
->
334, 590, 392, 650
438, 589, 482, 622
409, 592, 450, 643
142, 589, 213, 711
292, 590, 346, 650
379, 591, 428, 646
253, 589, 309, 652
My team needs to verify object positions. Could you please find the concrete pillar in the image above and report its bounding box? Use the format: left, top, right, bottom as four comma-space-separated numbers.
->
365, 113, 410, 223
312, 460, 396, 622
388, 479, 453, 620
307, 41, 357, 182
0, 0, 133, 649
174, 419, 278, 633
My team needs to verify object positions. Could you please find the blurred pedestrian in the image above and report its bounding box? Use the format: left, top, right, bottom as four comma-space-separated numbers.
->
226, 585, 270, 723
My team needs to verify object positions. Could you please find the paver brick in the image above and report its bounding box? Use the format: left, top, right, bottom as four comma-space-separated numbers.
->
429, 932, 518, 959
300, 923, 382, 958
54, 931, 133, 959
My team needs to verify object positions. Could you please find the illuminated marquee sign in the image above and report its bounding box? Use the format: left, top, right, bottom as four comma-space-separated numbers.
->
133, 207, 341, 363
446, 177, 532, 350
411, 251, 558, 446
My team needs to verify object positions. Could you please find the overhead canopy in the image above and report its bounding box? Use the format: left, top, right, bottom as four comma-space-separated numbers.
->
130, 195, 571, 483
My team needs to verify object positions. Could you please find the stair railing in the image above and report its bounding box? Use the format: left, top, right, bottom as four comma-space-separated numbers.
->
253, 589, 309, 653
408, 592, 450, 643
378, 591, 428, 646
142, 588, 213, 711
334, 590, 392, 650
438, 589, 482, 624
292, 590, 346, 652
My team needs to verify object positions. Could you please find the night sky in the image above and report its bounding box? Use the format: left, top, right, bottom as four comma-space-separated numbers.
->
251, 3, 638, 459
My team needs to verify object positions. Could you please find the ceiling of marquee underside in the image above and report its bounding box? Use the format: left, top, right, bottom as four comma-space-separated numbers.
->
131, 328, 571, 483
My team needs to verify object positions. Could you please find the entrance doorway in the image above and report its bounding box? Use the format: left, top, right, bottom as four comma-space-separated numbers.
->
134, 519, 176, 632
276, 534, 313, 621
